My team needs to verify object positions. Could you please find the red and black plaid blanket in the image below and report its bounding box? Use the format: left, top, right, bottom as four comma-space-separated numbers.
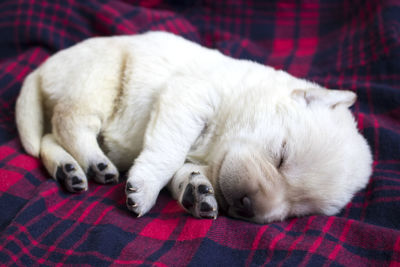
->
1, 0, 399, 266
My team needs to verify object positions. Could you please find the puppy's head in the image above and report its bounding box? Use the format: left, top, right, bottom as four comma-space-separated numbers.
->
210, 88, 372, 224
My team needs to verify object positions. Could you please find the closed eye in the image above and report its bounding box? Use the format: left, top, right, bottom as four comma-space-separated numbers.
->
277, 156, 284, 169
277, 141, 286, 169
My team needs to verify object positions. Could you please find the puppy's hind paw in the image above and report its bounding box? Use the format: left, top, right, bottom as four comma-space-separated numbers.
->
88, 160, 119, 184
180, 172, 218, 219
56, 163, 88, 193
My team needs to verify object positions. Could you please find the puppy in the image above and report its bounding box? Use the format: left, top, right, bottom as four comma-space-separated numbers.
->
15, 31, 372, 223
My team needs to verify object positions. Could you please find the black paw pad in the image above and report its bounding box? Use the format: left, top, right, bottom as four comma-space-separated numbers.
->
88, 162, 118, 184
72, 176, 82, 185
72, 186, 85, 192
200, 202, 213, 212
182, 184, 195, 210
198, 184, 213, 194
201, 215, 215, 219
65, 164, 75, 172
56, 165, 87, 193
127, 198, 136, 206
56, 166, 67, 181
131, 210, 139, 218
97, 163, 107, 171
105, 174, 115, 182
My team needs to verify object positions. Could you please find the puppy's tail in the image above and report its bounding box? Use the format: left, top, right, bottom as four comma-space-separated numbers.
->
15, 69, 43, 157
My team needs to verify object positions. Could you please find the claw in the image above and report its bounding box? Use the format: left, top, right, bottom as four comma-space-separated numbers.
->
128, 187, 137, 193
126, 182, 137, 192
127, 187, 137, 193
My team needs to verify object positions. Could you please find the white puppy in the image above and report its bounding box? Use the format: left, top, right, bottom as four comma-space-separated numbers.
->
15, 31, 372, 223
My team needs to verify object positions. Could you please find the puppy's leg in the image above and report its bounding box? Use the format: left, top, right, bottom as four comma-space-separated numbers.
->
125, 78, 215, 217
168, 163, 218, 219
52, 105, 119, 184
41, 134, 88, 192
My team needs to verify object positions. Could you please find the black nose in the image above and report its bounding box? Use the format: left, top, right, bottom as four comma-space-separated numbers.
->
233, 196, 254, 218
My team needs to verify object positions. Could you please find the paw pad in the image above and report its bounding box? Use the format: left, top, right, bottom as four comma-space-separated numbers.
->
182, 184, 195, 209
72, 176, 82, 185
200, 202, 214, 212
198, 184, 213, 194
65, 164, 75, 172
88, 161, 119, 184
97, 163, 107, 171
56, 164, 87, 193
127, 198, 137, 207
180, 173, 218, 219
105, 173, 116, 182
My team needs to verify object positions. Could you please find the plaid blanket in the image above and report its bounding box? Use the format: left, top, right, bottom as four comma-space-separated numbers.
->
1, 0, 399, 266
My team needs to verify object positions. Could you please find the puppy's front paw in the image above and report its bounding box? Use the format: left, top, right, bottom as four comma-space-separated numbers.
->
87, 160, 119, 184
56, 163, 88, 193
180, 172, 218, 219
125, 178, 159, 217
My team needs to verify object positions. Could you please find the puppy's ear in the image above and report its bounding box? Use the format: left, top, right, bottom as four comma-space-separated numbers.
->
291, 88, 356, 108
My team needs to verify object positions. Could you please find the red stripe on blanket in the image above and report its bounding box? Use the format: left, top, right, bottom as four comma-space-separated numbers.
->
0, 169, 23, 192
177, 218, 213, 241
140, 218, 180, 240
0, 146, 15, 160
8, 154, 40, 171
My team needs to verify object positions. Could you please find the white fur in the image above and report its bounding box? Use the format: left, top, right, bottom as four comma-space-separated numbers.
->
15, 31, 372, 223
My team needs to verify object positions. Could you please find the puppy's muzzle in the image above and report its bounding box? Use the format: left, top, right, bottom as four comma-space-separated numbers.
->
215, 147, 261, 220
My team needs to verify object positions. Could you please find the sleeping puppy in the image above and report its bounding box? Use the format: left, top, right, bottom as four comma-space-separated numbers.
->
15, 31, 372, 224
